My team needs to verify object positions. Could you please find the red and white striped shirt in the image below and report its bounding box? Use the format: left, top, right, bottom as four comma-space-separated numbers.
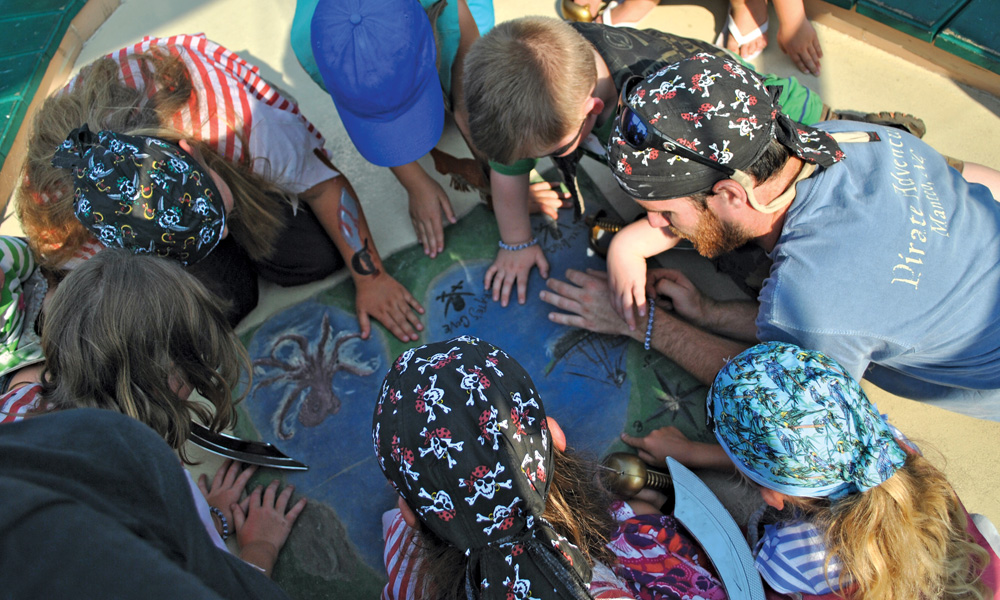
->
0, 382, 42, 424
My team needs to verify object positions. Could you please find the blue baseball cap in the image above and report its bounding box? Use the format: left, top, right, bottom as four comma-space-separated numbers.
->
312, 0, 444, 168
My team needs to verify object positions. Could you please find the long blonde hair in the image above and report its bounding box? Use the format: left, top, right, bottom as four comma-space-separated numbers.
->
790, 453, 989, 600
17, 49, 286, 269
39, 249, 250, 463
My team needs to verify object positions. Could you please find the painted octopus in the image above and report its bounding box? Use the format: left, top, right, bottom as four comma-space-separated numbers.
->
253, 313, 377, 439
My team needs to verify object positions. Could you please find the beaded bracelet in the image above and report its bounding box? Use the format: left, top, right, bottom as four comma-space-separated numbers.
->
209, 506, 230, 541
498, 237, 539, 251
644, 295, 655, 351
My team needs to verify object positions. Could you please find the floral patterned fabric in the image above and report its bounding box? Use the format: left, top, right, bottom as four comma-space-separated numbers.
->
608, 501, 726, 600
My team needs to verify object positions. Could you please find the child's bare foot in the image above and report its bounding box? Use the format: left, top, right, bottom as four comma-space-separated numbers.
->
720, 0, 769, 60
596, 0, 658, 27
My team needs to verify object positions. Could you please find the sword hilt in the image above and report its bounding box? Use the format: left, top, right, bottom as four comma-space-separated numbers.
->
600, 452, 672, 498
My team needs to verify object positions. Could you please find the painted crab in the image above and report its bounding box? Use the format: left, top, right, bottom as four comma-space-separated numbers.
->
253, 313, 377, 439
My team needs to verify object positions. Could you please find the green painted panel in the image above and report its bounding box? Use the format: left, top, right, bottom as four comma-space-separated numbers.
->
0, 99, 20, 162
1, 0, 78, 19
857, 0, 971, 41
0, 0, 88, 172
0, 53, 44, 102
0, 13, 63, 59
934, 0, 1000, 75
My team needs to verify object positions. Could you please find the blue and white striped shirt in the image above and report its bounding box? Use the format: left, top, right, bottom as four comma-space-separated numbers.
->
754, 520, 848, 595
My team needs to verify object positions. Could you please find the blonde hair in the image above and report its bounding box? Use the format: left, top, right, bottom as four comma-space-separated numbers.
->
789, 453, 989, 600
17, 50, 287, 269
39, 249, 250, 463
463, 17, 597, 164
410, 447, 616, 599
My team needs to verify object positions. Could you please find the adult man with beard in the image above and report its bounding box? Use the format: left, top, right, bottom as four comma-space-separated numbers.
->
540, 53, 1000, 420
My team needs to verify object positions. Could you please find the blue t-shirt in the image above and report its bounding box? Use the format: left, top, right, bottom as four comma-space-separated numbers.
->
757, 121, 1000, 415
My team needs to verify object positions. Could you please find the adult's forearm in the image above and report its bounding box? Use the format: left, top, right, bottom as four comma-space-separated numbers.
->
699, 299, 760, 344
648, 307, 753, 386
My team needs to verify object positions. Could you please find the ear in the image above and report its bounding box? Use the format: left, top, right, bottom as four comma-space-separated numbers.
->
397, 495, 420, 528
759, 487, 786, 510
710, 178, 750, 209
546, 416, 567, 452
584, 95, 605, 117
177, 139, 195, 154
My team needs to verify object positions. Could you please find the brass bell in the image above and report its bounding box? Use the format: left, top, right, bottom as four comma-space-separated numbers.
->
561, 0, 597, 22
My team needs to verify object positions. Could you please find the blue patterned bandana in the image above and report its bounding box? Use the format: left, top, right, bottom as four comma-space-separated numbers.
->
51, 125, 226, 266
373, 337, 592, 600
709, 342, 907, 499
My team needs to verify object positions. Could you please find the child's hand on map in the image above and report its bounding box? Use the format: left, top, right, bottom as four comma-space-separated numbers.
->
485, 245, 549, 307
607, 228, 650, 332
198, 459, 257, 539
355, 273, 425, 343
527, 181, 573, 221
233, 480, 307, 577
607, 220, 683, 329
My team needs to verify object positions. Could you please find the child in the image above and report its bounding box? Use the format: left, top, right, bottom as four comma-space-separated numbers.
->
18, 34, 423, 341
561, 0, 822, 75
0, 408, 290, 598
462, 17, 922, 308
623, 341, 998, 599
0, 249, 305, 577
372, 336, 726, 599
305, 0, 494, 258
0, 236, 46, 400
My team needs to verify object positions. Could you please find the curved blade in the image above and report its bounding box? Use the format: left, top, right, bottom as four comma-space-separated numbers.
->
667, 457, 764, 600
189, 423, 309, 470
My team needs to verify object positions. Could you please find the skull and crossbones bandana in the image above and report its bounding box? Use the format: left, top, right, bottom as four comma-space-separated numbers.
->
373, 337, 593, 600
51, 124, 226, 266
607, 53, 844, 203
709, 342, 907, 500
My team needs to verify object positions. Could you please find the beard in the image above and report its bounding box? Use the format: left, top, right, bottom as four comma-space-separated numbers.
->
669, 207, 754, 259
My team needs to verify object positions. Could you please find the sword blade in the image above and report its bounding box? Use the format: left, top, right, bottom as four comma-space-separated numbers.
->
189, 423, 309, 470
667, 457, 764, 600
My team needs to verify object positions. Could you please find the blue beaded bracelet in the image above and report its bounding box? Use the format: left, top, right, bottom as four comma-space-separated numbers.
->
644, 295, 655, 351
210, 506, 230, 541
498, 237, 539, 251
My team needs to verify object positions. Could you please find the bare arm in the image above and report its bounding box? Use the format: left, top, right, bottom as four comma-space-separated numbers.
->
621, 427, 735, 472
644, 304, 753, 386
301, 175, 425, 342
389, 161, 456, 259
772, 0, 822, 75
648, 268, 759, 343
484, 170, 549, 306
607, 220, 682, 329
